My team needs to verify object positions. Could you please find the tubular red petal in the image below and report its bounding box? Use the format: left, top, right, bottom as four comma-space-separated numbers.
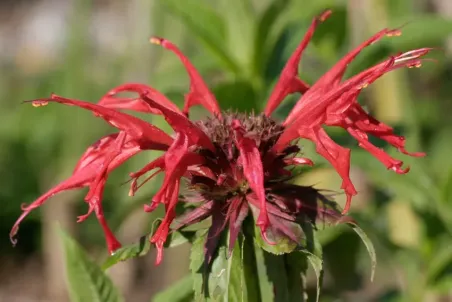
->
86, 132, 127, 201
98, 96, 160, 114
74, 134, 120, 172
346, 104, 425, 157
10, 133, 141, 246
99, 83, 182, 114
152, 132, 204, 204
87, 178, 122, 254
150, 37, 221, 117
10, 180, 83, 245
141, 92, 215, 151
130, 156, 165, 179
277, 47, 432, 151
285, 28, 409, 125
345, 126, 411, 174
129, 156, 165, 196
232, 120, 269, 233
284, 157, 314, 166
264, 10, 331, 116
31, 94, 173, 150
150, 180, 181, 265
296, 127, 356, 214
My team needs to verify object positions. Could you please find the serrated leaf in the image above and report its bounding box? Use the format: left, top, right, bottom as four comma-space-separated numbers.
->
102, 235, 151, 271
348, 222, 377, 282
153, 275, 194, 302
162, 0, 240, 74
102, 230, 193, 271
208, 245, 229, 300
190, 230, 249, 301
164, 230, 194, 248
59, 229, 124, 302
189, 231, 206, 300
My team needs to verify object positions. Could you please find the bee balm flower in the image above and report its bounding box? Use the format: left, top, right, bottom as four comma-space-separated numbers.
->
11, 10, 429, 265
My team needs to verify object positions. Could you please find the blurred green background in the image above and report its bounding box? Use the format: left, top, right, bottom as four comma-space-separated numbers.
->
1, 0, 452, 301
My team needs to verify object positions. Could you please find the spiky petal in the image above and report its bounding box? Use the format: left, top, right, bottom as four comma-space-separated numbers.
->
264, 9, 332, 116
150, 37, 222, 117
273, 32, 431, 213
10, 133, 141, 254
232, 120, 269, 237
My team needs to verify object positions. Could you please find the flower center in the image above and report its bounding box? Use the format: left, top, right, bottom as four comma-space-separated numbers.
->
197, 111, 284, 155
189, 112, 298, 202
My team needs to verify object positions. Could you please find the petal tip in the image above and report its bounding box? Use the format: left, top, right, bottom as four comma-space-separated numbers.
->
149, 36, 163, 45
31, 100, 49, 107
318, 9, 332, 22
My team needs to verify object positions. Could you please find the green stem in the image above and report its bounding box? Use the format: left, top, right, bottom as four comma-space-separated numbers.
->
285, 253, 308, 302
243, 236, 263, 302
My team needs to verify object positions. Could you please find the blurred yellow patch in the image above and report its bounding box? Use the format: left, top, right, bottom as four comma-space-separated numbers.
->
386, 200, 421, 249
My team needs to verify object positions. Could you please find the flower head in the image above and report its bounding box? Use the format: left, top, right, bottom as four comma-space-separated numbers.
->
11, 10, 430, 265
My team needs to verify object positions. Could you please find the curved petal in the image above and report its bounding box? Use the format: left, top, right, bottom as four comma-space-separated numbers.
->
30, 94, 173, 150
150, 37, 222, 117
141, 93, 215, 151
99, 83, 182, 114
264, 10, 331, 116
10, 133, 141, 247
232, 120, 269, 235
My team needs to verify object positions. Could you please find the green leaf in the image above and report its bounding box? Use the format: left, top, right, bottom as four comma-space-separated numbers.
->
252, 220, 301, 255
153, 275, 194, 302
208, 245, 229, 300
242, 235, 263, 302
190, 230, 249, 301
189, 231, 206, 300
162, 0, 240, 74
253, 248, 312, 302
262, 252, 290, 302
285, 253, 309, 302
254, 245, 275, 302
59, 229, 124, 302
227, 234, 246, 302
348, 222, 377, 282
164, 230, 194, 248
102, 235, 151, 271
102, 230, 193, 271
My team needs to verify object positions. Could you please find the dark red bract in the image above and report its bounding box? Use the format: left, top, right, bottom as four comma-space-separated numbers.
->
11, 10, 430, 265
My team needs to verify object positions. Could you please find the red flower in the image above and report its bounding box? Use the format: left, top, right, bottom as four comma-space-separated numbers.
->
11, 10, 430, 265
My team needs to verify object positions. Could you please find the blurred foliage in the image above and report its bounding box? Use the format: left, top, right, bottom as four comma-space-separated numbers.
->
2, 0, 452, 301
